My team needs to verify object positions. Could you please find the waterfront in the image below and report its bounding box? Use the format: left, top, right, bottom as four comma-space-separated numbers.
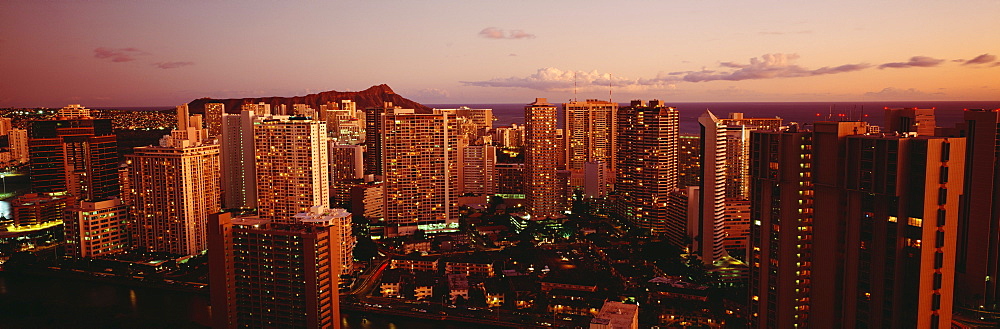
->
0, 271, 506, 329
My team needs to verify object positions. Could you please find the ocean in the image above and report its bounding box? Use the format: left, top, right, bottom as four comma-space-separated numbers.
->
428, 101, 1000, 135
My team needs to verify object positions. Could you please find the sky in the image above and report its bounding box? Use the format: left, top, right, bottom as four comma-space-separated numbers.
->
1, 0, 998, 107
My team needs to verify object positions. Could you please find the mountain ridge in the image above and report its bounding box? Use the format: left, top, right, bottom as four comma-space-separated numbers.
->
186, 84, 432, 115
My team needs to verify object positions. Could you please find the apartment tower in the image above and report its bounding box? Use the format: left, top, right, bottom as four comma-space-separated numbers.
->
380, 110, 460, 236
28, 104, 119, 201
220, 108, 259, 210
254, 116, 329, 224
696, 111, 728, 263
563, 99, 617, 193
524, 98, 563, 219
127, 105, 220, 255
209, 212, 341, 329
615, 100, 679, 237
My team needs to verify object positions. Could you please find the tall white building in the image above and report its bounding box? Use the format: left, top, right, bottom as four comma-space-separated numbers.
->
254, 116, 329, 224
380, 110, 460, 236
128, 105, 221, 255
220, 109, 258, 210
696, 111, 728, 264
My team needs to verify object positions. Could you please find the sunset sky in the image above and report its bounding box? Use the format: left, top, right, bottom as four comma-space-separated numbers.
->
1, 0, 998, 107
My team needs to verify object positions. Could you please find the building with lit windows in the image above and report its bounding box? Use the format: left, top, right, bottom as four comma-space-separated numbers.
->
293, 206, 355, 276
696, 111, 728, 264
28, 104, 119, 201
220, 108, 259, 210
379, 110, 460, 236
563, 99, 617, 192
253, 115, 329, 224
749, 120, 961, 329
64, 198, 128, 258
461, 144, 496, 195
525, 98, 564, 219
204, 103, 224, 139
208, 212, 341, 329
615, 100, 679, 236
127, 105, 220, 255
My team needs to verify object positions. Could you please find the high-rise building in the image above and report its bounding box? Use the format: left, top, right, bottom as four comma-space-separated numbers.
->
220, 109, 258, 210
884, 107, 936, 136
208, 212, 341, 329
28, 104, 119, 201
719, 113, 783, 131
322, 100, 364, 145
615, 100, 679, 236
381, 111, 460, 236
204, 103, 225, 139
0, 117, 29, 165
524, 98, 564, 219
329, 144, 365, 206
254, 116, 329, 224
677, 134, 701, 188
492, 124, 524, 149
836, 135, 962, 328
64, 198, 128, 258
953, 108, 1000, 325
8, 128, 29, 165
349, 179, 385, 233
241, 102, 271, 116
563, 99, 617, 192
748, 121, 962, 329
438, 107, 495, 143
294, 206, 355, 276
496, 163, 525, 196
363, 103, 405, 178
461, 144, 496, 195
748, 127, 817, 328
127, 105, 220, 255
722, 199, 751, 258
696, 111, 727, 264
723, 124, 751, 200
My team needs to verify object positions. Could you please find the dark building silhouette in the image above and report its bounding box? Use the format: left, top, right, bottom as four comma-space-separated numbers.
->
28, 105, 119, 201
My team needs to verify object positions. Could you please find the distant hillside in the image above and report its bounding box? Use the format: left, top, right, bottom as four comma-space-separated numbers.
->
186, 84, 431, 115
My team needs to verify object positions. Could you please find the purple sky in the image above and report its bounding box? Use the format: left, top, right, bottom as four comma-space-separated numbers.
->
1, 0, 998, 107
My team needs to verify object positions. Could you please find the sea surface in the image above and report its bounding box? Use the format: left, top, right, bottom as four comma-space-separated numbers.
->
428, 101, 1000, 135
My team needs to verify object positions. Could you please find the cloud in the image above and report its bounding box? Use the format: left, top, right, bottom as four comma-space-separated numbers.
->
94, 47, 146, 62
962, 53, 997, 65
509, 53, 518, 57
461, 67, 644, 91
508, 30, 535, 39
863, 87, 944, 100
462, 53, 872, 90
414, 88, 450, 99
877, 56, 944, 69
479, 27, 535, 39
152, 61, 195, 69
678, 53, 870, 82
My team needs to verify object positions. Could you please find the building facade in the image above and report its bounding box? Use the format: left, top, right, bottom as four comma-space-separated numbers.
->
615, 100, 679, 236
524, 98, 564, 219
254, 116, 329, 224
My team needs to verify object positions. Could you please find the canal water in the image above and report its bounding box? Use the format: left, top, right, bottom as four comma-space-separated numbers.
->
0, 271, 491, 329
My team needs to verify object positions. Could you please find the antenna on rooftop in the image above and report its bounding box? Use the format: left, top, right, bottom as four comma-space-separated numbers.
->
573, 71, 578, 102
609, 73, 613, 104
